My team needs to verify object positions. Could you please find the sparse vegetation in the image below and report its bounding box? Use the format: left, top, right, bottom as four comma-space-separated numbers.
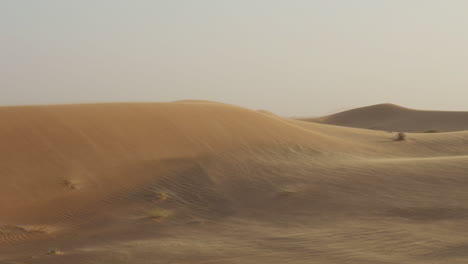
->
63, 178, 78, 190
424, 129, 440, 133
47, 247, 63, 255
153, 192, 169, 202
146, 207, 171, 220
396, 132, 407, 141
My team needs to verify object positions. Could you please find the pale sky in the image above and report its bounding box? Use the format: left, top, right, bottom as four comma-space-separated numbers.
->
2, 0, 468, 116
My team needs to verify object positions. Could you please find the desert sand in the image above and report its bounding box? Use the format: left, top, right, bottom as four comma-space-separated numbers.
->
303, 103, 468, 132
1, 101, 468, 263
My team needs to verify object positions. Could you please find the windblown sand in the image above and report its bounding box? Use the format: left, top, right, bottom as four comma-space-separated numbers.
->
1, 101, 468, 264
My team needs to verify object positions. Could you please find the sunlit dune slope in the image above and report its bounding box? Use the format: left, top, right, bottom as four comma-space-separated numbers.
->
302, 103, 468, 132
2, 101, 468, 264
0, 101, 355, 224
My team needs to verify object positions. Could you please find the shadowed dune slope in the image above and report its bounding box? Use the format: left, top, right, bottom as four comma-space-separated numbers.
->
302, 103, 468, 132
2, 101, 468, 264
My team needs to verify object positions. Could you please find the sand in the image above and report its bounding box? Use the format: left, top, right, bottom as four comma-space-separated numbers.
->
303, 103, 468, 132
1, 101, 468, 264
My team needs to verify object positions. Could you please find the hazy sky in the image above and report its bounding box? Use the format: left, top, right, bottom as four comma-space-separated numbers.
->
2, 1, 468, 116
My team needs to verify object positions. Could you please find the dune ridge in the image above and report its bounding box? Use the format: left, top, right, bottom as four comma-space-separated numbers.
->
302, 103, 468, 132
1, 101, 468, 263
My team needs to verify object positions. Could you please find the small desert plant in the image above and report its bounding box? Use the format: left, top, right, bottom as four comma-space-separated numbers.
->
47, 247, 63, 255
62, 178, 78, 190
396, 132, 407, 141
424, 129, 440, 133
146, 207, 171, 220
154, 192, 169, 201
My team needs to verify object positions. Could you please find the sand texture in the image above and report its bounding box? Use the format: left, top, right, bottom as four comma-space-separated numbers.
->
1, 101, 468, 263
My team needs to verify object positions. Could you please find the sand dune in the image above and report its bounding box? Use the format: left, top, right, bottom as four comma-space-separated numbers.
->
2, 101, 468, 263
303, 103, 468, 132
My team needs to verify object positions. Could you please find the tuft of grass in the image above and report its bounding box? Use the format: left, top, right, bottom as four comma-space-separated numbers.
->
153, 192, 169, 202
63, 178, 78, 190
146, 207, 171, 220
47, 247, 63, 255
424, 129, 440, 133
395, 132, 407, 141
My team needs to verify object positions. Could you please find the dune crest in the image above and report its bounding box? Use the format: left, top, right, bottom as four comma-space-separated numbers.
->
2, 102, 468, 263
302, 103, 468, 132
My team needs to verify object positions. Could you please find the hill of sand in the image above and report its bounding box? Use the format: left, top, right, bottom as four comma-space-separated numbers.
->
303, 103, 468, 132
2, 101, 468, 264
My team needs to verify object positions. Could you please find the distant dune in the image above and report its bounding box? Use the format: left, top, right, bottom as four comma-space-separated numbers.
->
302, 103, 468, 132
2, 101, 468, 264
